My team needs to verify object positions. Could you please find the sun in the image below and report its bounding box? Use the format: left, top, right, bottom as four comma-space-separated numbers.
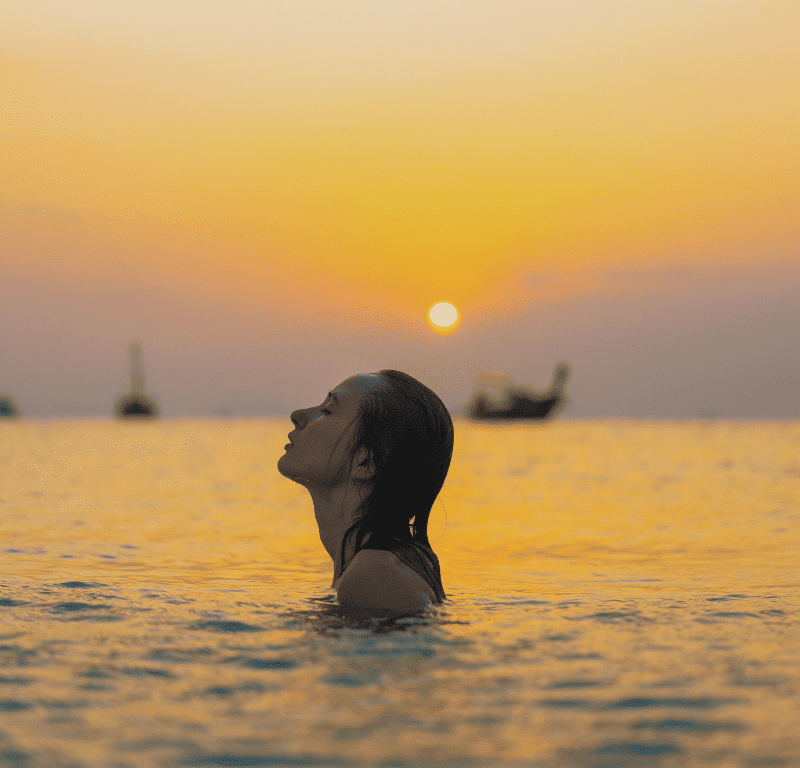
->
427, 302, 461, 335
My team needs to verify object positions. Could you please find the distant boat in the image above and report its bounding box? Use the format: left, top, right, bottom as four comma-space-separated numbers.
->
468, 362, 570, 421
115, 342, 159, 418
0, 395, 20, 418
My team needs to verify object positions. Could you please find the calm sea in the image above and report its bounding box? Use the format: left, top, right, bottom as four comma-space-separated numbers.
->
1, 419, 798, 768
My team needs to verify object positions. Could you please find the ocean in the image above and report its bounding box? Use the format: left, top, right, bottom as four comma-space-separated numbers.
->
1, 419, 798, 767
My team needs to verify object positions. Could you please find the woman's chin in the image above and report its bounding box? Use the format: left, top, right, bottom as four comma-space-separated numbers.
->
276, 453, 290, 475
277, 455, 303, 484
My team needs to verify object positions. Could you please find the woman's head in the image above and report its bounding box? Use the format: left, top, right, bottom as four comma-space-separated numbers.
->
347, 370, 453, 548
277, 373, 384, 490
278, 370, 454, 549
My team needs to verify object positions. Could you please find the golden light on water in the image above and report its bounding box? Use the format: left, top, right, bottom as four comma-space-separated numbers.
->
427, 302, 460, 335
2, 420, 799, 765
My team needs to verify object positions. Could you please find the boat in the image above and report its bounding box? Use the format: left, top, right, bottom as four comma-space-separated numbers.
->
468, 362, 570, 420
115, 342, 159, 418
0, 395, 20, 418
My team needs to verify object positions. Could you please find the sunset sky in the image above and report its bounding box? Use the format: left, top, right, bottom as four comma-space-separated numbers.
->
3, 0, 798, 417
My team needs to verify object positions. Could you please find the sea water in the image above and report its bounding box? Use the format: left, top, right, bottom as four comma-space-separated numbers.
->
1, 419, 798, 768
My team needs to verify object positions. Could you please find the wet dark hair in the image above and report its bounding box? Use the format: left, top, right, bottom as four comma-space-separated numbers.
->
340, 370, 453, 601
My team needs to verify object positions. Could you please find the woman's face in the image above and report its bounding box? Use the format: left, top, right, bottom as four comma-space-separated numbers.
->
277, 373, 384, 489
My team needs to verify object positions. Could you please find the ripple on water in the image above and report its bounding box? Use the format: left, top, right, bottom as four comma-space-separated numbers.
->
0, 645, 38, 666
0, 676, 33, 686
539, 633, 578, 642
238, 657, 299, 670
190, 620, 265, 633
49, 601, 123, 622
608, 697, 742, 710
539, 696, 743, 711
180, 754, 357, 766
145, 648, 216, 663
707, 594, 752, 600
202, 682, 277, 696
114, 737, 200, 755
321, 674, 376, 688
41, 698, 89, 710
573, 611, 653, 622
730, 676, 788, 688
121, 667, 176, 679
50, 602, 113, 613
562, 741, 683, 765
632, 718, 745, 732
77, 669, 114, 679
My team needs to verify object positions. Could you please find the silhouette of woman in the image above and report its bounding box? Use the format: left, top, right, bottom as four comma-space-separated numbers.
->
277, 370, 452, 613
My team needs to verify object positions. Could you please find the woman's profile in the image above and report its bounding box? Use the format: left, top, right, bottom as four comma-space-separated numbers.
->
277, 370, 453, 613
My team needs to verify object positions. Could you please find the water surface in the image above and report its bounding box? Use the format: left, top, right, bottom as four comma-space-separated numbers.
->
1, 419, 798, 767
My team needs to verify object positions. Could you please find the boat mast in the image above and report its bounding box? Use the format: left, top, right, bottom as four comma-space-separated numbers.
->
129, 341, 145, 395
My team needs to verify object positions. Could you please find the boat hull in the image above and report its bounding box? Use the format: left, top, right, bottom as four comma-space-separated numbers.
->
115, 394, 159, 419
0, 396, 20, 418
469, 395, 562, 421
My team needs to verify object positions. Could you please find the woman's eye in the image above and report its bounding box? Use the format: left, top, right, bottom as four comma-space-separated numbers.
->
321, 407, 331, 415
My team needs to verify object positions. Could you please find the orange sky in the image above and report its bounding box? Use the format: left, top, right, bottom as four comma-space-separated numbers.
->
2, 1, 799, 416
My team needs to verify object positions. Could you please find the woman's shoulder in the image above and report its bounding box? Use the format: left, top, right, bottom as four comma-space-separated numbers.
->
335, 549, 436, 613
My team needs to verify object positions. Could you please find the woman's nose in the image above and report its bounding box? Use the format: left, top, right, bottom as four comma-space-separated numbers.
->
290, 409, 305, 428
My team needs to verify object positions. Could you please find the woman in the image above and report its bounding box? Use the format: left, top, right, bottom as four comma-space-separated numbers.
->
277, 370, 453, 613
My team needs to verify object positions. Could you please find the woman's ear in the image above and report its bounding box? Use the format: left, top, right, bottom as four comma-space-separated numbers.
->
350, 445, 376, 482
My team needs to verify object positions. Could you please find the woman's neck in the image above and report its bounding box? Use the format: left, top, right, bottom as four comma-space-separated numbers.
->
305, 479, 367, 584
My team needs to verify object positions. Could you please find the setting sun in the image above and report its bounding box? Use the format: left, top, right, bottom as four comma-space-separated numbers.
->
427, 302, 461, 335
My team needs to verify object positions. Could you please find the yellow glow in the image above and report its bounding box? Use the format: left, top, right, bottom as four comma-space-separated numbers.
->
427, 302, 460, 335
2, 1, 798, 316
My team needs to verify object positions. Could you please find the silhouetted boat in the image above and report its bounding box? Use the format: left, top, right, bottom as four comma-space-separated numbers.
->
0, 395, 20, 418
115, 342, 159, 418
468, 363, 570, 421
